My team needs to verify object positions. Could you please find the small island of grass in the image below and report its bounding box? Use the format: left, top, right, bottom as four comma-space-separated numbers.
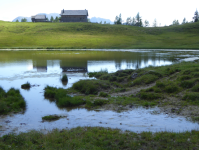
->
42, 115, 63, 121
0, 87, 26, 115
21, 82, 31, 89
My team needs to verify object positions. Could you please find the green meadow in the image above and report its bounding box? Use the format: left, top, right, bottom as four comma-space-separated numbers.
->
0, 20, 199, 49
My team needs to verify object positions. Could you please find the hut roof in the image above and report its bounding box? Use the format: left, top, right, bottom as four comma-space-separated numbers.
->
61, 10, 88, 16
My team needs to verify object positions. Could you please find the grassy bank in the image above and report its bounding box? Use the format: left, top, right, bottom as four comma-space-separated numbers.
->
0, 21, 199, 49
45, 60, 197, 117
1, 127, 199, 149
0, 87, 26, 114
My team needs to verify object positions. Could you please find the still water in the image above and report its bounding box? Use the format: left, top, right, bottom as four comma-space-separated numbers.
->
0, 50, 199, 136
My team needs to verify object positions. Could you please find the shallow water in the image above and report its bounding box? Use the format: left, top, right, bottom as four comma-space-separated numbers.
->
1, 50, 199, 135
1, 107, 199, 136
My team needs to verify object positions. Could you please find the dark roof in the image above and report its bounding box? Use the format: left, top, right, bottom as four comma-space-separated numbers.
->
61, 10, 88, 16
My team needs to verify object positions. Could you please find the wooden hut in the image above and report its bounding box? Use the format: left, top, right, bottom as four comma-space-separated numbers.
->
60, 9, 88, 22
31, 15, 47, 22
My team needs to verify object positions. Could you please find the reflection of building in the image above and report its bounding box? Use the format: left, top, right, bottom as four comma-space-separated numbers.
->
36, 67, 47, 72
61, 67, 87, 73
60, 59, 88, 73
33, 60, 47, 72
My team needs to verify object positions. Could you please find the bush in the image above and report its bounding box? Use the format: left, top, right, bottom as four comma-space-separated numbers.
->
93, 99, 108, 106
180, 80, 195, 88
109, 76, 117, 82
178, 75, 191, 81
61, 74, 68, 82
192, 83, 199, 92
72, 80, 110, 95
88, 70, 108, 78
133, 74, 159, 85
140, 92, 161, 100
182, 93, 199, 101
164, 84, 179, 93
99, 74, 110, 80
0, 101, 7, 113
44, 86, 85, 107
117, 77, 125, 82
21, 82, 31, 89
57, 96, 85, 107
42, 115, 61, 121
156, 81, 165, 88
148, 71, 163, 78
115, 88, 126, 92
0, 87, 26, 115
99, 92, 108, 97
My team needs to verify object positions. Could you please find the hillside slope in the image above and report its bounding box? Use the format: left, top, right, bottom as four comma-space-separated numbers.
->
0, 21, 199, 49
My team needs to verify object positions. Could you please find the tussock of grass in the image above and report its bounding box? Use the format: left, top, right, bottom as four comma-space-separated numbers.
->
182, 92, 199, 102
0, 87, 26, 114
192, 83, 199, 92
21, 82, 31, 89
99, 92, 109, 97
72, 80, 110, 95
61, 74, 68, 82
139, 92, 161, 100
44, 86, 85, 107
133, 74, 159, 85
42, 115, 61, 121
1, 127, 199, 149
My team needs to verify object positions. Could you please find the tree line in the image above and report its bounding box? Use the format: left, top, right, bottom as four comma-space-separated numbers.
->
15, 16, 61, 22
114, 9, 199, 27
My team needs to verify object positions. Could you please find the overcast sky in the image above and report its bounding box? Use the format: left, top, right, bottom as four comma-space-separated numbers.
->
0, 0, 198, 26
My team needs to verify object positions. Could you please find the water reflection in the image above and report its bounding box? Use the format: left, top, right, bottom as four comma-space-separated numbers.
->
0, 51, 177, 77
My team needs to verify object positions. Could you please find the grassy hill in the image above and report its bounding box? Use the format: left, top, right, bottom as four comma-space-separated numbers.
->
0, 21, 199, 49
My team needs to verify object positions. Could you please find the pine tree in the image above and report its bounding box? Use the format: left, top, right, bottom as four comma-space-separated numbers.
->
50, 16, 54, 22
114, 13, 122, 24
182, 18, 186, 24
153, 19, 157, 27
193, 9, 199, 22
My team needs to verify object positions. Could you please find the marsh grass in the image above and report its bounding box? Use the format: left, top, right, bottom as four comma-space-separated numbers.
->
0, 87, 26, 114
99, 92, 109, 97
42, 115, 61, 121
21, 82, 31, 89
1, 127, 199, 150
44, 86, 85, 107
61, 74, 68, 82
72, 80, 110, 95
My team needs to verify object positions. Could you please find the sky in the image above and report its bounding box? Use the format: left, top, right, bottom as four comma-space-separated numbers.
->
0, 0, 199, 26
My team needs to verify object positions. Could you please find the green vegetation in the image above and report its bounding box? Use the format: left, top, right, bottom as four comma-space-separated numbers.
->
1, 127, 199, 149
61, 74, 68, 82
21, 82, 31, 89
44, 86, 85, 107
0, 21, 199, 49
0, 87, 26, 114
99, 92, 109, 97
42, 115, 62, 121
72, 80, 110, 95
65, 61, 199, 110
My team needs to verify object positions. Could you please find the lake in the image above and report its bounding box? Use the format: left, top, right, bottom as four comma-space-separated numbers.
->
0, 49, 199, 136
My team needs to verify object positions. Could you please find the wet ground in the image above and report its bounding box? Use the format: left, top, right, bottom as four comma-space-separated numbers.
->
1, 50, 199, 136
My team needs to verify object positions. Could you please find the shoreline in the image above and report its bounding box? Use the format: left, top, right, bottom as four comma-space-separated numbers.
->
0, 48, 199, 52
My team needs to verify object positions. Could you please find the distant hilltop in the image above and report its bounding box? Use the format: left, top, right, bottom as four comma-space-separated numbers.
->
12, 13, 113, 24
